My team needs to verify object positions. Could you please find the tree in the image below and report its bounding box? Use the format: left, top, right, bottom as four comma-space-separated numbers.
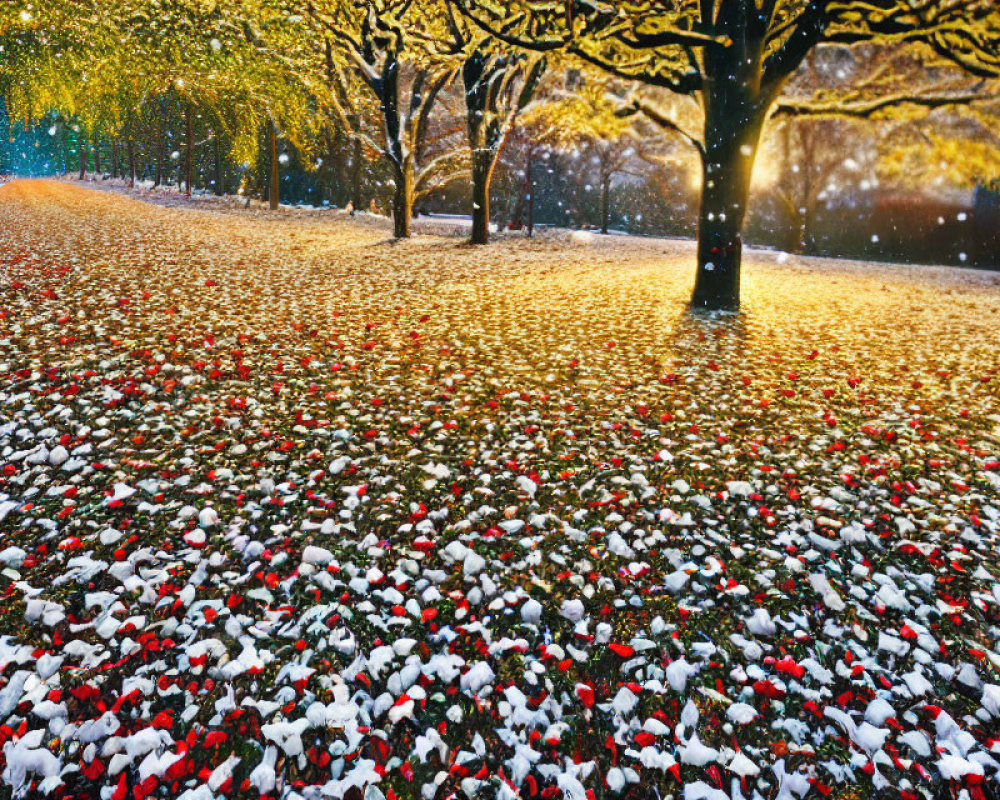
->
501, 85, 582, 236
544, 83, 647, 234
306, 0, 465, 239
430, 4, 547, 243
451, 0, 1000, 310
2, 0, 327, 200
766, 116, 855, 253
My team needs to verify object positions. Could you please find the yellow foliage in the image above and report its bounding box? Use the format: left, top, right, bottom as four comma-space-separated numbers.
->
879, 131, 1000, 189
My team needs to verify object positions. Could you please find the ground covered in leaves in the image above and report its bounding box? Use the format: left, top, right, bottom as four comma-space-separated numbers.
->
2, 178, 1000, 800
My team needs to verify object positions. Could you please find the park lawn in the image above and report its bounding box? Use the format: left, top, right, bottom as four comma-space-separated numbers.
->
1, 179, 999, 800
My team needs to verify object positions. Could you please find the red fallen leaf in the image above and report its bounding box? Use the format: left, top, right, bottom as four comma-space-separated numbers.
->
634, 731, 655, 747
204, 731, 227, 748
752, 679, 785, 699
204, 279, 217, 287
774, 655, 805, 680
111, 773, 128, 800
802, 700, 823, 717
81, 758, 105, 780
151, 711, 173, 729
71, 685, 100, 702
609, 643, 634, 658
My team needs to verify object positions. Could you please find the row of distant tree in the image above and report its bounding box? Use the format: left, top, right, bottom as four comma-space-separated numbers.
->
1, 1, 998, 308
5, 93, 995, 271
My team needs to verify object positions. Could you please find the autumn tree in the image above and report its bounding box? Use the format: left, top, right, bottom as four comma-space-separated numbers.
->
501, 79, 593, 236
544, 83, 649, 235
450, 0, 1000, 310
426, 4, 548, 243
305, 0, 466, 238
2, 0, 326, 201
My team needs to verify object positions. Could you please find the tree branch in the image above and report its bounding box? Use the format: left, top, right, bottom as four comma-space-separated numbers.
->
773, 88, 994, 118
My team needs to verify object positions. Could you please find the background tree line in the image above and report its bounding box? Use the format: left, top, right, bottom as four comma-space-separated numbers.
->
1, 0, 999, 308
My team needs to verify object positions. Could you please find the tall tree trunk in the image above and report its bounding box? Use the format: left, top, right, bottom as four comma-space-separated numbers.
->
600, 175, 611, 235
268, 118, 280, 210
126, 129, 136, 188
185, 108, 195, 196
61, 126, 70, 174
154, 109, 165, 187
78, 133, 87, 180
470, 150, 495, 245
526, 146, 535, 238
392, 161, 414, 239
93, 141, 102, 177
111, 141, 120, 179
351, 132, 363, 210
690, 94, 767, 311
214, 135, 224, 196
323, 129, 336, 206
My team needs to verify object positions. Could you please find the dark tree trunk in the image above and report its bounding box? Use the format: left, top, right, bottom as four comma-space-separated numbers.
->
185, 108, 194, 196
351, 134, 363, 210
323, 129, 336, 206
600, 175, 611, 235
690, 93, 767, 311
78, 134, 87, 180
126, 131, 136, 188
268, 119, 280, 210
93, 142, 102, 177
214, 135, 224, 196
470, 150, 495, 245
526, 147, 535, 238
111, 142, 120, 179
392, 163, 414, 239
61, 126, 70, 174
154, 110, 165, 187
